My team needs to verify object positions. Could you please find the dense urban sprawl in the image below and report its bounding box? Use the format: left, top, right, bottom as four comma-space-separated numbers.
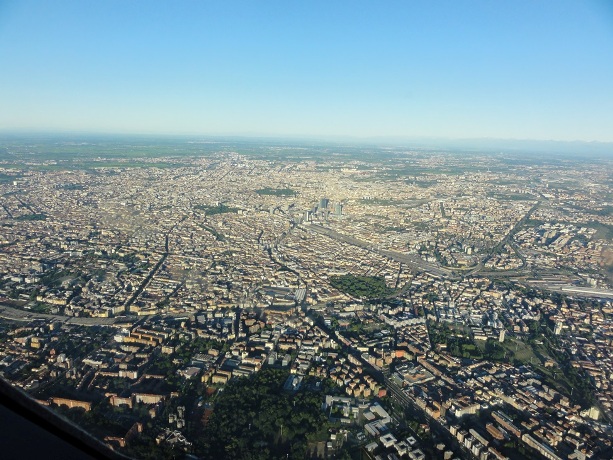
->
0, 140, 612, 459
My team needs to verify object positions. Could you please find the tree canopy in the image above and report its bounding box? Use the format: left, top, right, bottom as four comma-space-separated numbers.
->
199, 369, 330, 460
329, 275, 394, 299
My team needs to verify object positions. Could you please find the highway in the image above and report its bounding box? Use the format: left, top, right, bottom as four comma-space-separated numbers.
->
0, 303, 122, 326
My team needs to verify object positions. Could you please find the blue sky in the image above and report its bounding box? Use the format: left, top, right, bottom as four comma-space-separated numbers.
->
1, 0, 612, 141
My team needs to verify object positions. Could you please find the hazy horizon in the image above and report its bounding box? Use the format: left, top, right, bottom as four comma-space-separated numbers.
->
2, 130, 612, 159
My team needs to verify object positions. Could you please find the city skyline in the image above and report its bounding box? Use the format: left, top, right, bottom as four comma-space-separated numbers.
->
1, 1, 613, 142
